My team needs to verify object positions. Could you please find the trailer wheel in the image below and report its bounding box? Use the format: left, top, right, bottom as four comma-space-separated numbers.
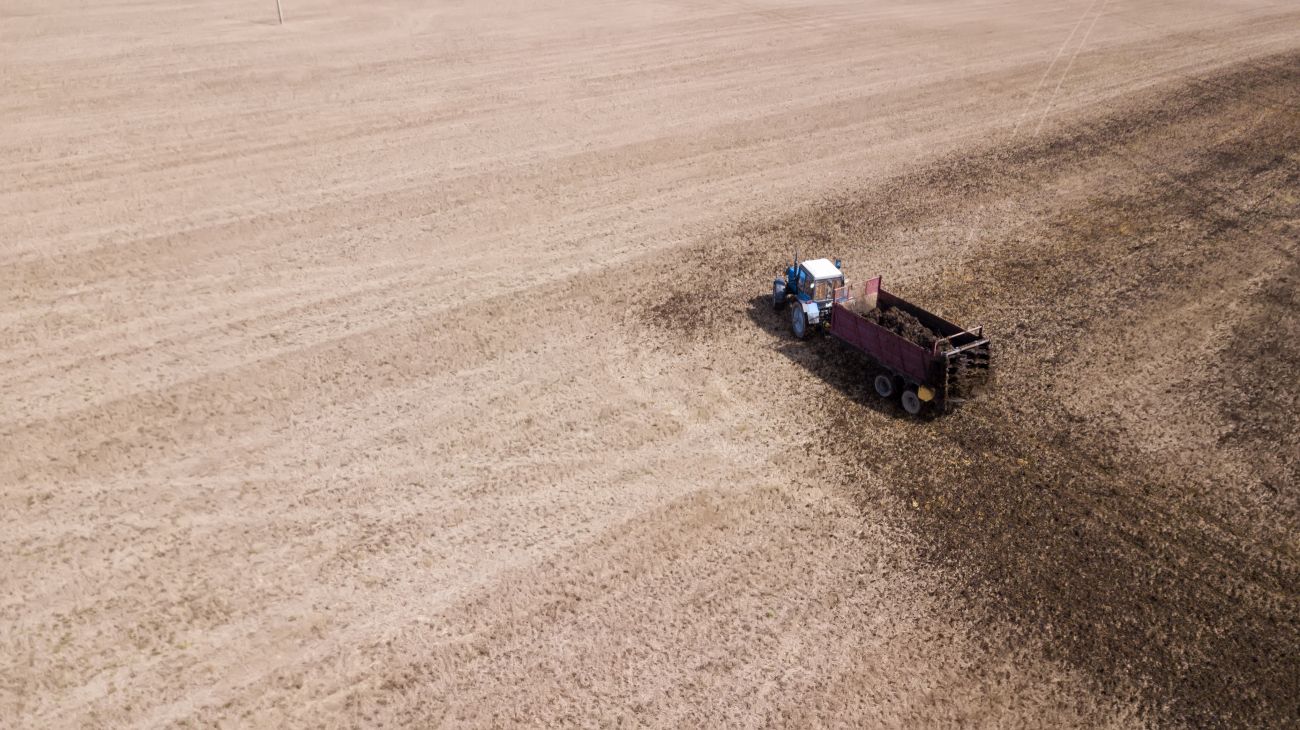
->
772, 280, 787, 310
901, 389, 923, 416
874, 374, 895, 398
791, 306, 808, 339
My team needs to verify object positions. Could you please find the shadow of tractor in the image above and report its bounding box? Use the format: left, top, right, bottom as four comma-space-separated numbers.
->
744, 294, 917, 419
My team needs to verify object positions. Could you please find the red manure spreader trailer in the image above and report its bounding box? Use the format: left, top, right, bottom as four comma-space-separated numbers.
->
829, 275, 991, 415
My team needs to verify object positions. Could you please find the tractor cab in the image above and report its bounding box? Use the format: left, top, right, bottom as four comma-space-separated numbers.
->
773, 256, 845, 339
796, 258, 845, 301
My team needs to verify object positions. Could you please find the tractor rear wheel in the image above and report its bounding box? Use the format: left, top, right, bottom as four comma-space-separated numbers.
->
901, 389, 923, 415
772, 280, 787, 310
874, 374, 895, 398
791, 306, 808, 339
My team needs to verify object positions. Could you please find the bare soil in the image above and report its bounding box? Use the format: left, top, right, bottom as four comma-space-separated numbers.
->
3, 1, 1298, 727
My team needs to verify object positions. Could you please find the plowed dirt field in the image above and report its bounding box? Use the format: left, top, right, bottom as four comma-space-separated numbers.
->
3, 1, 1297, 726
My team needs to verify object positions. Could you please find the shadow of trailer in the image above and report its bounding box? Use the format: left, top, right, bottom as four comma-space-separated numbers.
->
828, 276, 991, 415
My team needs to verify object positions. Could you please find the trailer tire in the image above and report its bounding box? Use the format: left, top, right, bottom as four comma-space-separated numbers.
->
874, 374, 895, 398
901, 389, 923, 416
772, 280, 787, 310
791, 306, 808, 339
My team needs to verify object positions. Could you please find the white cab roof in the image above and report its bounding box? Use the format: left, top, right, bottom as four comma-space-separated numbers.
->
802, 258, 843, 280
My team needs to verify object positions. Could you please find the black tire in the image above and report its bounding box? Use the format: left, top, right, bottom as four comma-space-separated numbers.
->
874, 374, 895, 398
901, 389, 923, 415
791, 306, 808, 339
772, 280, 787, 310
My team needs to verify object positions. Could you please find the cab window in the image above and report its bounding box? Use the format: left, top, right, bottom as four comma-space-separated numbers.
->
812, 277, 844, 300
798, 271, 814, 297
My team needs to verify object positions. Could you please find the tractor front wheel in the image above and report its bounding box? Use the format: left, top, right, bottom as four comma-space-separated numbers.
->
791, 306, 808, 339
772, 280, 787, 310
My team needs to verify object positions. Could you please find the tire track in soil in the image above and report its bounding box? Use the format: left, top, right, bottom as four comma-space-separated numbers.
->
642, 50, 1300, 726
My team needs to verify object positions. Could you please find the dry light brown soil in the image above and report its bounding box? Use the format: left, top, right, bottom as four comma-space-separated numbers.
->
3, 1, 1298, 727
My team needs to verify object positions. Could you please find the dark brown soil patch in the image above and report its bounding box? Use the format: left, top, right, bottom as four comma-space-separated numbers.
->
640, 49, 1300, 727
831, 56, 1300, 727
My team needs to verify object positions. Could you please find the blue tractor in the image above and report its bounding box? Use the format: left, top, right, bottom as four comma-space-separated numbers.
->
772, 255, 845, 339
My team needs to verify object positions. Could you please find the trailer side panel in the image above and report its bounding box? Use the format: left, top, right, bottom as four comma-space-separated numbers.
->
829, 302, 933, 383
